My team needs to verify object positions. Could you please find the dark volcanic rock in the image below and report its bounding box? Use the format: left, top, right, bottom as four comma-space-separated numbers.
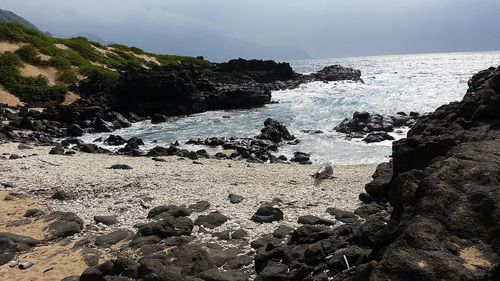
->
256, 118, 295, 143
104, 135, 127, 146
228, 194, 244, 204
138, 216, 194, 238
188, 201, 211, 212
297, 215, 335, 226
335, 111, 419, 143
147, 205, 192, 219
67, 124, 84, 137
194, 212, 228, 228
46, 212, 84, 239
311, 65, 362, 82
51, 190, 76, 201
94, 215, 119, 225
49, 146, 65, 155
362, 132, 395, 143
251, 203, 283, 223
333, 66, 500, 280
109, 164, 133, 170
290, 151, 311, 164
95, 229, 133, 247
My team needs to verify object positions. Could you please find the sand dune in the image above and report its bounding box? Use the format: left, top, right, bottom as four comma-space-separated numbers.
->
0, 84, 23, 107
0, 41, 26, 53
20, 64, 58, 86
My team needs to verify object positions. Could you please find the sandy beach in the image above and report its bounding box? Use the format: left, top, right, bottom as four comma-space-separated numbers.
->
0, 142, 376, 280
0, 143, 376, 239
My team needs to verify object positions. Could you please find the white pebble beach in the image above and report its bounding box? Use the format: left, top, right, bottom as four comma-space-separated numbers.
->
0, 143, 376, 245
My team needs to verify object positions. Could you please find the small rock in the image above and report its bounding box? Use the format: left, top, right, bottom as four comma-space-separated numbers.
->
24, 209, 44, 217
251, 203, 283, 223
49, 146, 65, 155
228, 194, 244, 204
109, 164, 133, 170
189, 201, 210, 212
51, 190, 76, 201
3, 194, 15, 201
94, 215, 119, 226
95, 229, 133, 247
195, 212, 228, 228
297, 215, 335, 226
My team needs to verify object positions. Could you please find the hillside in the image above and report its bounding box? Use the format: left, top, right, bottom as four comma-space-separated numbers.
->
0, 22, 210, 107
0, 9, 39, 31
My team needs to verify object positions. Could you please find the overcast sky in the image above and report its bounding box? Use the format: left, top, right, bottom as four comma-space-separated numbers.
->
2, 0, 500, 61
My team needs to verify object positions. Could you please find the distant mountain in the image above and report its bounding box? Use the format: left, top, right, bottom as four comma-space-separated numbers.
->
0, 9, 39, 31
130, 32, 312, 62
56, 32, 115, 46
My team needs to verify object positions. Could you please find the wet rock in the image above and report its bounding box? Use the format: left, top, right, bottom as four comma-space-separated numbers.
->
104, 135, 127, 146
67, 124, 84, 137
93, 118, 115, 133
195, 212, 228, 228
251, 203, 283, 223
126, 137, 144, 147
151, 114, 168, 124
363, 132, 394, 143
312, 65, 362, 82
80, 143, 110, 154
256, 118, 295, 143
290, 151, 311, 164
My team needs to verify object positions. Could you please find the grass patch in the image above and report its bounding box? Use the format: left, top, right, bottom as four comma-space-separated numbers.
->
0, 52, 66, 103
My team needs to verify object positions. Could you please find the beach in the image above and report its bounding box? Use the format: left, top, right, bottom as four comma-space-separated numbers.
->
0, 142, 376, 280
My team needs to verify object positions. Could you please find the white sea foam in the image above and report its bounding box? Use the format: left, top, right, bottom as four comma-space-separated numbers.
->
80, 51, 500, 164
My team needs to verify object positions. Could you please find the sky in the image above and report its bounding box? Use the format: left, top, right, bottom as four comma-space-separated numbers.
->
2, 0, 500, 61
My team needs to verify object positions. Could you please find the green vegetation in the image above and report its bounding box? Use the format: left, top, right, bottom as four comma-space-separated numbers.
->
0, 22, 212, 104
0, 52, 66, 103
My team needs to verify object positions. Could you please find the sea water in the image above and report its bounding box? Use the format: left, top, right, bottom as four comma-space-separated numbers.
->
80, 51, 500, 164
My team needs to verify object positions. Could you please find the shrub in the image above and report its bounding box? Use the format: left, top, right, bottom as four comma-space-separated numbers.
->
64, 37, 101, 61
15, 45, 43, 65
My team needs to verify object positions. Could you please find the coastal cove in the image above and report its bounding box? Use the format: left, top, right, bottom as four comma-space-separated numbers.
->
0, 17, 499, 281
80, 51, 500, 164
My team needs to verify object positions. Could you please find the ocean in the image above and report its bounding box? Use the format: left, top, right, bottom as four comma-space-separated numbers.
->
80, 51, 500, 164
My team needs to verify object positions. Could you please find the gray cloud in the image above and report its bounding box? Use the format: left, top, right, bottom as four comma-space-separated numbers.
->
1, 0, 499, 61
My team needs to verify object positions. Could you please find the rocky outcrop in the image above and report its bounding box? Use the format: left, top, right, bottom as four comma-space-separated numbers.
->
252, 66, 500, 281
335, 111, 419, 142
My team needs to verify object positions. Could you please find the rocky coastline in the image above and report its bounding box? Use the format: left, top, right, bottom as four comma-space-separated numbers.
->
1, 63, 499, 281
